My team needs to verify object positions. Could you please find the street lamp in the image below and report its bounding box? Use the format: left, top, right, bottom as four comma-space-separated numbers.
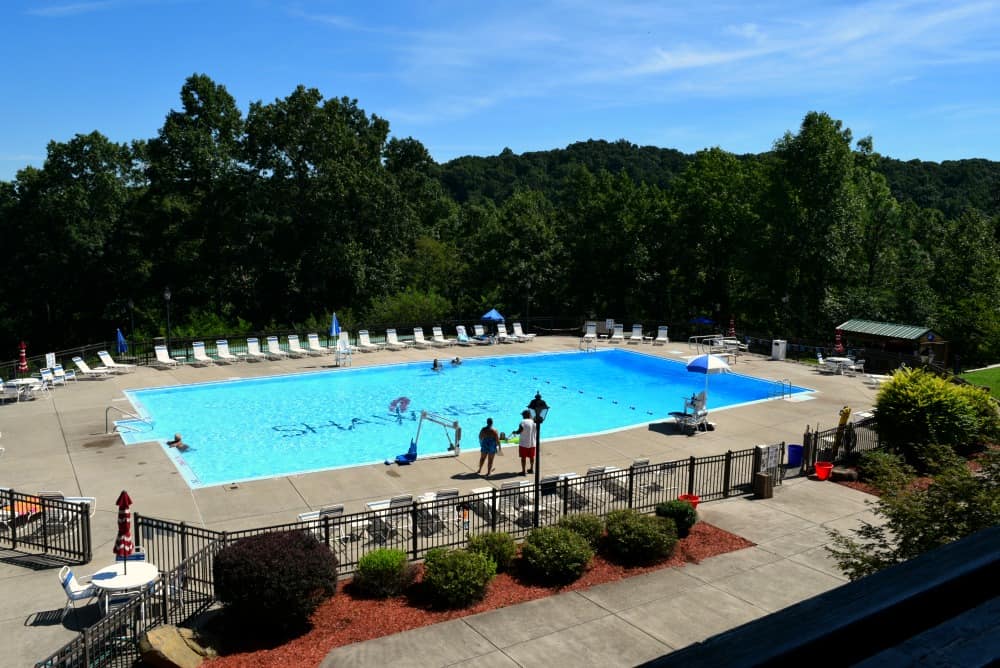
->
127, 298, 135, 342
527, 391, 550, 528
164, 287, 172, 352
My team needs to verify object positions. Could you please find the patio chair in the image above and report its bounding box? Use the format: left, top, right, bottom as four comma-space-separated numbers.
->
152, 345, 182, 368
495, 323, 516, 343
580, 322, 598, 350
190, 341, 216, 366
215, 339, 241, 363
627, 324, 644, 344
306, 333, 331, 355
287, 334, 314, 357
652, 326, 670, 345
385, 329, 411, 351
97, 350, 136, 373
116, 545, 146, 562
335, 335, 353, 367
670, 391, 710, 435
411, 327, 431, 349
72, 356, 113, 378
265, 336, 291, 360
59, 566, 97, 621
430, 326, 454, 347
52, 364, 77, 383
608, 324, 625, 343
338, 331, 357, 354
357, 330, 383, 352
456, 325, 486, 345
511, 322, 535, 341
244, 337, 267, 361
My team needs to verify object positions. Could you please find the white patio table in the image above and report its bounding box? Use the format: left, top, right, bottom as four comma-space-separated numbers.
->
90, 561, 159, 616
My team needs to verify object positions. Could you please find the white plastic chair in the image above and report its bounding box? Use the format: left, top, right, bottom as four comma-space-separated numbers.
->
59, 566, 97, 621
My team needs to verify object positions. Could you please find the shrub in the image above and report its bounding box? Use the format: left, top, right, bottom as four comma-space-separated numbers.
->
557, 513, 604, 549
954, 384, 1000, 447
354, 548, 415, 598
603, 509, 677, 565
876, 368, 980, 472
858, 450, 915, 493
423, 548, 496, 608
467, 532, 517, 572
518, 526, 594, 584
214, 530, 337, 634
654, 500, 697, 538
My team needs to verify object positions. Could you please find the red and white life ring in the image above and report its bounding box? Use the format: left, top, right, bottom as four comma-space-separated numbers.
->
389, 396, 411, 414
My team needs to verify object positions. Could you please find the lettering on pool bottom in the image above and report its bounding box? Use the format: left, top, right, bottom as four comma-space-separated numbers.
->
271, 402, 495, 437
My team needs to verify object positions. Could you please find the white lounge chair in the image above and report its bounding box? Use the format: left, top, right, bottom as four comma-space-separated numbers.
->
265, 336, 290, 360
608, 324, 625, 343
385, 328, 411, 350
454, 325, 476, 346
580, 322, 597, 350
191, 341, 216, 366
626, 324, 644, 344
72, 356, 113, 377
52, 364, 77, 383
495, 323, 515, 343
653, 326, 669, 345
335, 335, 353, 366
215, 339, 241, 363
306, 333, 331, 355
97, 350, 136, 373
245, 337, 268, 362
287, 334, 314, 357
153, 345, 181, 367
357, 330, 383, 352
473, 324, 492, 342
511, 322, 535, 341
411, 327, 431, 349
338, 331, 357, 354
430, 326, 454, 347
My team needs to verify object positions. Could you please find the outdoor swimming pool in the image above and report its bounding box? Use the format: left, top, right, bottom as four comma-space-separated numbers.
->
121, 349, 810, 488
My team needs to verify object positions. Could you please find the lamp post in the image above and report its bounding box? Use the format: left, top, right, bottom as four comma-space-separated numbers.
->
163, 287, 172, 353
527, 391, 550, 528
127, 298, 135, 342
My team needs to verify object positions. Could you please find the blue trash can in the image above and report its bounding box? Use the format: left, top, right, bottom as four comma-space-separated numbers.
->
787, 444, 803, 468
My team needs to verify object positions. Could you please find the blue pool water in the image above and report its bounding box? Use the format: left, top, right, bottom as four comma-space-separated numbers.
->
121, 349, 810, 488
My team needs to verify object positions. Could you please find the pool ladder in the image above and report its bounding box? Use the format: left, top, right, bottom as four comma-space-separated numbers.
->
105, 405, 153, 435
772, 379, 793, 399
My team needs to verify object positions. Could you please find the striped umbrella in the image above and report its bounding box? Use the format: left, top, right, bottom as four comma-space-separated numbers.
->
113, 490, 134, 573
17, 341, 28, 375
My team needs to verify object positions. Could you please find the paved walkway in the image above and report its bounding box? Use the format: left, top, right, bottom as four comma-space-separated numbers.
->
0, 337, 883, 666
319, 475, 879, 667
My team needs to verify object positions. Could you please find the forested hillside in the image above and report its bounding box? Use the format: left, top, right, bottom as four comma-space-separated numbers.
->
1, 74, 998, 365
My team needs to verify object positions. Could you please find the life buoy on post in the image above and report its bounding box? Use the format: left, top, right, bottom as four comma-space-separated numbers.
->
388, 396, 411, 414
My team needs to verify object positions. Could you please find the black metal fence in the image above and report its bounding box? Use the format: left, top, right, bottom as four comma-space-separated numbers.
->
0, 490, 92, 564
800, 416, 880, 472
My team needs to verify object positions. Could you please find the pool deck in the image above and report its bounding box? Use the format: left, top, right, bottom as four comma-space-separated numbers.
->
0, 337, 883, 664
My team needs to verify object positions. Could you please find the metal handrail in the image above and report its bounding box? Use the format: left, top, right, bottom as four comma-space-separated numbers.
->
105, 405, 151, 434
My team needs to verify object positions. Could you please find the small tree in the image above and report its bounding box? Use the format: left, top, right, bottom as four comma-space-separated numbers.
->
827, 449, 1000, 580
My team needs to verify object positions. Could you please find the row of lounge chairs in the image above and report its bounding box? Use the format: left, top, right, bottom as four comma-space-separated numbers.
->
581, 323, 670, 348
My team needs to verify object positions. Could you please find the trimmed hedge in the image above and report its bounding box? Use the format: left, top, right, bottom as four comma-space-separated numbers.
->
214, 530, 337, 634
603, 509, 677, 565
467, 532, 517, 573
654, 500, 697, 538
557, 513, 604, 549
518, 526, 594, 585
423, 548, 496, 608
354, 548, 415, 598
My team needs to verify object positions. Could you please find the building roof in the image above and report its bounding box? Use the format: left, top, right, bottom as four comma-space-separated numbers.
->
836, 319, 934, 341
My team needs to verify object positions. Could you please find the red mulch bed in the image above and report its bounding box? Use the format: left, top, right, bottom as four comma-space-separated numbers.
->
209, 523, 753, 667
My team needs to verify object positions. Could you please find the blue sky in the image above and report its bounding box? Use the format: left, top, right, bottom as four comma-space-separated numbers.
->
3, 0, 999, 181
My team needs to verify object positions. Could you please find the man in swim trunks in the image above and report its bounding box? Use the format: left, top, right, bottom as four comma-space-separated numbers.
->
477, 418, 499, 476
513, 410, 536, 475
166, 433, 189, 451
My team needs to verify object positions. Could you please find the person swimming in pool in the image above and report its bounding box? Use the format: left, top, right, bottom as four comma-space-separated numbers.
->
166, 433, 189, 451
432, 358, 442, 372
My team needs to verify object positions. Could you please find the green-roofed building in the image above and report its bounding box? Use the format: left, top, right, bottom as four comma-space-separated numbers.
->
836, 319, 947, 369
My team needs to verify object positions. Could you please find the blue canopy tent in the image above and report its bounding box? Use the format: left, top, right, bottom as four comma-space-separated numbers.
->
689, 316, 715, 326
481, 308, 504, 336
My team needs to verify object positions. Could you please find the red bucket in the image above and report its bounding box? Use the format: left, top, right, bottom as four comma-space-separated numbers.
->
814, 461, 834, 481
678, 494, 700, 509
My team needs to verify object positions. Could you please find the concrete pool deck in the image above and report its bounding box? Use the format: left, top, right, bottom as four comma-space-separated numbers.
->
0, 336, 884, 664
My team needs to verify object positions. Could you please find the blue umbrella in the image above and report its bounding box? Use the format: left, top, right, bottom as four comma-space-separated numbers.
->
116, 328, 128, 354
330, 312, 341, 337
481, 308, 504, 322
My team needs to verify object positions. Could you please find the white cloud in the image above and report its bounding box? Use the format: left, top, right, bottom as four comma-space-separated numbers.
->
25, 1, 116, 17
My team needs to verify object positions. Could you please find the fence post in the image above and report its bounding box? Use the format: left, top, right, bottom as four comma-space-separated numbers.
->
410, 502, 419, 560
181, 522, 189, 564
490, 489, 498, 532
627, 466, 636, 508
723, 450, 733, 497
687, 456, 696, 495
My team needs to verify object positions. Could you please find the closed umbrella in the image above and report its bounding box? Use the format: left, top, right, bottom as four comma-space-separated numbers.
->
685, 354, 731, 406
834, 329, 845, 354
113, 490, 134, 574
727, 317, 736, 338
116, 328, 128, 355
17, 341, 28, 376
330, 312, 341, 338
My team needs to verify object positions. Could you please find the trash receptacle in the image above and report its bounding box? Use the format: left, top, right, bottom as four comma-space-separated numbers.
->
771, 339, 787, 360
787, 444, 803, 468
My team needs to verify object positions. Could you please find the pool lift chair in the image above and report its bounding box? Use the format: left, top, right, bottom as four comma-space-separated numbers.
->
411, 410, 462, 457
669, 391, 714, 436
